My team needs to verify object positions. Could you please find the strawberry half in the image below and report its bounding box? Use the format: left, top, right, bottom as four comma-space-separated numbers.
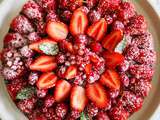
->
46, 21, 68, 41
87, 18, 107, 42
29, 55, 57, 72
65, 65, 77, 79
37, 72, 57, 89
102, 29, 123, 51
100, 69, 121, 90
103, 51, 125, 68
54, 80, 71, 102
29, 38, 58, 54
70, 86, 88, 111
86, 82, 109, 108
70, 9, 88, 36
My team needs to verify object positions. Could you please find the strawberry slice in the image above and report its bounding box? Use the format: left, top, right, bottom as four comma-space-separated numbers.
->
60, 40, 74, 53
70, 86, 88, 111
103, 51, 124, 68
70, 9, 88, 36
86, 82, 109, 108
100, 69, 121, 90
29, 38, 58, 54
37, 72, 57, 89
65, 65, 77, 79
54, 80, 71, 102
29, 55, 57, 72
46, 21, 68, 41
87, 18, 107, 41
102, 29, 123, 51
84, 64, 92, 75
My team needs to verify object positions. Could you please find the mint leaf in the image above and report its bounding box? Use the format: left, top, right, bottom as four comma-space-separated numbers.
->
115, 36, 127, 53
39, 42, 59, 56
80, 112, 89, 120
16, 86, 36, 100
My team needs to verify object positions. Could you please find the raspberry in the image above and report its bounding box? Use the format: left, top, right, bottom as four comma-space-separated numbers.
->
17, 97, 37, 114
55, 103, 68, 118
44, 95, 55, 107
125, 15, 147, 35
129, 64, 154, 80
88, 10, 101, 23
43, 108, 61, 120
118, 91, 143, 113
74, 72, 84, 85
118, 60, 130, 72
35, 0, 57, 12
61, 10, 72, 23
78, 6, 89, 14
87, 71, 100, 83
109, 89, 120, 99
28, 72, 39, 85
97, 0, 121, 14
109, 105, 130, 120
36, 89, 48, 98
118, 2, 135, 20
22, 0, 44, 21
56, 53, 66, 64
20, 46, 34, 58
95, 112, 110, 120
86, 0, 98, 9
3, 33, 27, 48
24, 58, 34, 68
36, 21, 46, 35
135, 49, 156, 65
90, 42, 103, 53
10, 15, 34, 34
70, 109, 81, 119
112, 21, 125, 31
86, 103, 99, 117
104, 15, 113, 25
131, 32, 154, 49
75, 34, 89, 46
27, 32, 41, 43
46, 11, 59, 22
129, 79, 151, 98
124, 45, 139, 61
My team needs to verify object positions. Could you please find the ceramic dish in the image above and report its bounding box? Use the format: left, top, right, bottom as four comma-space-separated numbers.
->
0, 0, 159, 120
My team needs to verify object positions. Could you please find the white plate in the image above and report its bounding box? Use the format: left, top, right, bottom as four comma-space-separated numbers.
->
0, 0, 160, 120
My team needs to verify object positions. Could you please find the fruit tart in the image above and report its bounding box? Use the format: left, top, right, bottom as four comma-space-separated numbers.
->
0, 0, 156, 120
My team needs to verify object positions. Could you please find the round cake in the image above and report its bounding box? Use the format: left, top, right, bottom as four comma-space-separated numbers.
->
0, 0, 156, 120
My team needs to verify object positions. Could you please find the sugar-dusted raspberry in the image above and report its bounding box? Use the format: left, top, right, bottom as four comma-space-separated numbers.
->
109, 89, 120, 99
43, 108, 61, 120
104, 15, 113, 25
118, 60, 130, 72
86, 0, 98, 9
124, 45, 139, 61
135, 49, 156, 65
3, 33, 27, 48
131, 32, 154, 49
17, 97, 37, 114
125, 15, 147, 35
112, 21, 125, 31
118, 2, 135, 20
44, 95, 55, 107
28, 72, 39, 85
86, 103, 99, 117
88, 10, 101, 23
78, 6, 89, 14
87, 71, 100, 83
24, 57, 34, 68
61, 10, 72, 23
70, 109, 81, 119
97, 0, 121, 14
75, 34, 89, 46
46, 11, 59, 22
27, 32, 41, 43
109, 105, 130, 120
129, 79, 152, 98
129, 64, 154, 80
95, 111, 110, 120
74, 72, 84, 85
119, 73, 130, 87
10, 15, 34, 34
118, 91, 143, 113
56, 53, 66, 64
36, 89, 48, 98
22, 0, 44, 21
20, 46, 35, 58
35, 0, 57, 12
35, 21, 46, 35
55, 103, 68, 118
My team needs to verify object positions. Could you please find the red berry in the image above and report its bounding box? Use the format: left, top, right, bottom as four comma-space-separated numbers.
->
86, 103, 99, 117
27, 32, 41, 43
44, 95, 55, 107
28, 72, 39, 85
95, 112, 110, 120
46, 11, 59, 22
36, 89, 48, 98
20, 46, 34, 58
70, 110, 81, 119
88, 10, 101, 23
55, 103, 68, 118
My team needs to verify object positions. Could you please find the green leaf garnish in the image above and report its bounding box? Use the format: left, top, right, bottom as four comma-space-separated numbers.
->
16, 86, 36, 100
39, 42, 59, 56
115, 36, 127, 53
80, 112, 90, 120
